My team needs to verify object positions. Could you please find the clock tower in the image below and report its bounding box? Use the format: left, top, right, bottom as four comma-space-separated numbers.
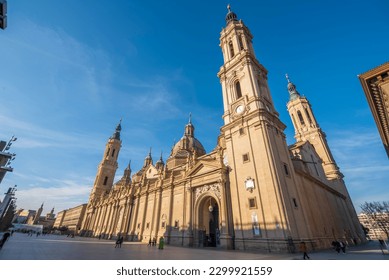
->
89, 121, 122, 202
218, 6, 308, 249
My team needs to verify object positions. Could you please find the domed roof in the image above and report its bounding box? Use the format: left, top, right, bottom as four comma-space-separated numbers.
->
169, 116, 206, 158
171, 135, 206, 157
286, 74, 301, 101
226, 4, 238, 24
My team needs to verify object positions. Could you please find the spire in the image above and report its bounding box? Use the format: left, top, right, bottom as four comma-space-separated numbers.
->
156, 151, 164, 170
286, 74, 301, 101
144, 148, 153, 167
226, 4, 238, 24
185, 113, 195, 137
111, 119, 122, 140
124, 160, 132, 177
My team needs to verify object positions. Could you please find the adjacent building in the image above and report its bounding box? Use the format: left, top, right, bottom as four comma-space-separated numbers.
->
359, 62, 389, 158
79, 6, 364, 252
358, 212, 389, 240
53, 204, 87, 234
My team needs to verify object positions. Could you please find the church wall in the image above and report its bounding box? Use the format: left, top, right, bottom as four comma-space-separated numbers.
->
293, 170, 362, 249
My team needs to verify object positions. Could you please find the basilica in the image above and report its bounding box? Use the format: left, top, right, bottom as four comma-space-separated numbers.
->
80, 7, 364, 252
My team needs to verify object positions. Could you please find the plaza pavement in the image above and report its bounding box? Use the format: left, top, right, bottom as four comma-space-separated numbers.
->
0, 232, 388, 260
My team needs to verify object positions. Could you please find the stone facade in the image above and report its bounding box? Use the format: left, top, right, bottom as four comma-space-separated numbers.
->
80, 7, 364, 252
359, 62, 389, 158
54, 204, 86, 234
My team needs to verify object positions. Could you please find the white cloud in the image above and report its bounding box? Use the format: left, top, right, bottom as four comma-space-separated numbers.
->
326, 128, 389, 212
16, 183, 91, 213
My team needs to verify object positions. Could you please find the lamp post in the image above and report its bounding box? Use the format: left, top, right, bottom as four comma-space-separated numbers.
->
0, 0, 7, 30
0, 135, 17, 185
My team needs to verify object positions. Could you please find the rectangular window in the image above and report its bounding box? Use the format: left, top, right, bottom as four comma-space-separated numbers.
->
103, 176, 108, 185
146, 222, 150, 229
283, 163, 289, 176
249, 198, 257, 209
161, 222, 166, 229
137, 223, 141, 229
239, 127, 245, 135
243, 153, 250, 163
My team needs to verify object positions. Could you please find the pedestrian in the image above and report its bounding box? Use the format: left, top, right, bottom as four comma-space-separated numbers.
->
332, 240, 341, 253
339, 241, 346, 254
152, 237, 156, 246
299, 241, 310, 260
148, 238, 152, 246
0, 231, 11, 250
115, 236, 123, 248
158, 236, 165, 250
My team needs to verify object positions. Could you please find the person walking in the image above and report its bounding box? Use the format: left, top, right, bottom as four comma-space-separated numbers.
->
299, 241, 310, 260
158, 236, 165, 250
0, 231, 11, 250
339, 241, 346, 254
115, 235, 123, 248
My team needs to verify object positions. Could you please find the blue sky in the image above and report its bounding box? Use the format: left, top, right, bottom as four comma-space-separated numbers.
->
0, 0, 388, 215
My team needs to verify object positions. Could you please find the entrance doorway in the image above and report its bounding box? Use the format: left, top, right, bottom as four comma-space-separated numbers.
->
198, 196, 219, 247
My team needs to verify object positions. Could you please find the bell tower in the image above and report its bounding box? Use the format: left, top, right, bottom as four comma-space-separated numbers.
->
285, 75, 343, 180
89, 120, 122, 201
218, 6, 306, 247
218, 5, 276, 125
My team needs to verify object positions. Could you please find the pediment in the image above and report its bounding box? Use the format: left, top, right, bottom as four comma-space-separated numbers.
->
145, 165, 159, 179
187, 159, 221, 177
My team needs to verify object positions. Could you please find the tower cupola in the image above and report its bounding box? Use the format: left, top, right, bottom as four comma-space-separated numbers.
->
184, 113, 194, 137
144, 148, 153, 167
155, 152, 165, 170
225, 4, 238, 24
111, 119, 122, 140
286, 74, 301, 101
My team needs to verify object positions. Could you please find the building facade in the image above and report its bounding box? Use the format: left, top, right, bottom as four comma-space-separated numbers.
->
359, 62, 389, 158
53, 204, 87, 234
358, 213, 389, 240
80, 7, 364, 252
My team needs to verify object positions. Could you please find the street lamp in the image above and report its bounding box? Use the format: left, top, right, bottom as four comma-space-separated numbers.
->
0, 0, 7, 30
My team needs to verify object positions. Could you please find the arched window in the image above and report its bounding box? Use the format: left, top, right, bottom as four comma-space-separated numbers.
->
111, 149, 115, 157
103, 176, 108, 185
238, 36, 244, 50
236, 81, 242, 99
297, 110, 305, 126
305, 108, 313, 124
229, 41, 235, 58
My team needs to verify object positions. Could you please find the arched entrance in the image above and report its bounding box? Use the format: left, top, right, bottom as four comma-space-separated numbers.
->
197, 196, 220, 247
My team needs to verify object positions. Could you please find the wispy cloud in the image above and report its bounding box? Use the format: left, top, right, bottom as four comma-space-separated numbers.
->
327, 128, 389, 212
16, 182, 91, 213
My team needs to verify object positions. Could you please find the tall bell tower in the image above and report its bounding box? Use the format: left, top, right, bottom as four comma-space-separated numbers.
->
89, 120, 122, 201
218, 6, 307, 248
285, 75, 343, 180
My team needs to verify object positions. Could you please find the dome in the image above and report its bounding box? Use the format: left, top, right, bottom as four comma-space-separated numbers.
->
286, 74, 301, 101
225, 4, 238, 24
169, 116, 206, 159
171, 135, 206, 158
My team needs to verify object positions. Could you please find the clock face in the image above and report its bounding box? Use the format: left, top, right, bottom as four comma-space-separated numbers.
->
235, 105, 244, 114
